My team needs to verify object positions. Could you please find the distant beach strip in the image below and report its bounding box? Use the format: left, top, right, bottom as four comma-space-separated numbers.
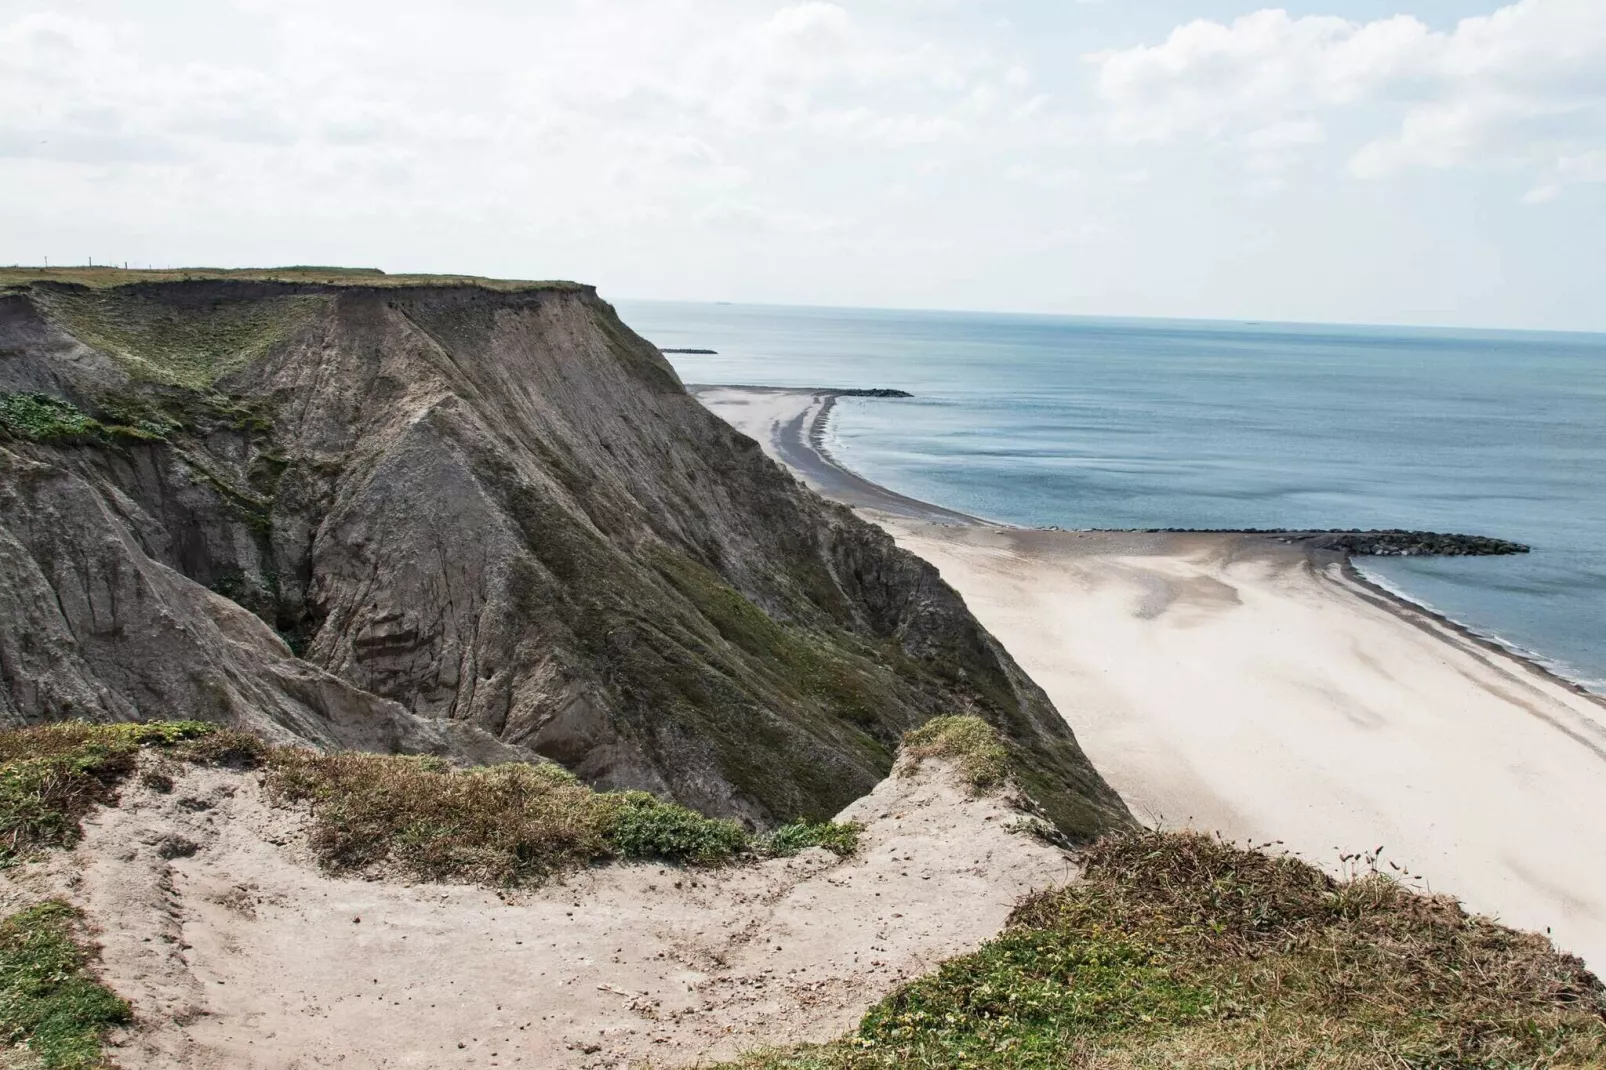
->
689, 385, 980, 524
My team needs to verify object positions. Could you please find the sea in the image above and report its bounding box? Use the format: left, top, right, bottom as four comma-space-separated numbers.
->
617, 300, 1606, 694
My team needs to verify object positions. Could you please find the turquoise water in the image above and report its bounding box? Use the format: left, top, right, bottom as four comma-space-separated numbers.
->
618, 300, 1606, 692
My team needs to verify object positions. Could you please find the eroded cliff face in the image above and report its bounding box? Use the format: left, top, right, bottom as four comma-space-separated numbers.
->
0, 276, 1130, 836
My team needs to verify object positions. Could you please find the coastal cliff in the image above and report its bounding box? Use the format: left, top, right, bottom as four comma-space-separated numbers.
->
0, 269, 1129, 836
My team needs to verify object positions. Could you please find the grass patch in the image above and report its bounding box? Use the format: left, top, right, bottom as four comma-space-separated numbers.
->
1, 266, 586, 292
0, 901, 130, 1069
0, 721, 263, 866
724, 829, 1606, 1069
901, 714, 1011, 792
0, 721, 864, 888
262, 750, 779, 885
0, 393, 163, 446
760, 820, 863, 858
30, 287, 332, 389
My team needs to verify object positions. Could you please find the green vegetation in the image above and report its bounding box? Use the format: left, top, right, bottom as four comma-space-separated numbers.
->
0, 393, 165, 445
650, 546, 902, 732
0, 265, 585, 293
725, 829, 1606, 1070
0, 902, 130, 1069
0, 393, 101, 441
761, 819, 863, 858
263, 751, 862, 884
607, 790, 751, 865
0, 719, 866, 889
0, 721, 262, 866
901, 714, 1011, 792
29, 287, 333, 389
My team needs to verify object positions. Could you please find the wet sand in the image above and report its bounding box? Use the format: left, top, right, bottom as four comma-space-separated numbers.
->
695, 384, 1606, 967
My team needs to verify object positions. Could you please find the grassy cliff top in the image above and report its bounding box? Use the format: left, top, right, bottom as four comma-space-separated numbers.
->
0, 265, 588, 293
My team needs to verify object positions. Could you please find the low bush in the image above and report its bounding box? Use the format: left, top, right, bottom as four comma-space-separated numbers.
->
0, 393, 165, 445
0, 721, 860, 886
605, 791, 750, 865
900, 714, 1011, 792
263, 749, 767, 884
761, 820, 863, 858
725, 829, 1606, 1069
0, 721, 256, 865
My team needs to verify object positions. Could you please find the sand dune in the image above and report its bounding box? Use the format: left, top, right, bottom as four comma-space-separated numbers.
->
697, 385, 1606, 967
3, 756, 1066, 1069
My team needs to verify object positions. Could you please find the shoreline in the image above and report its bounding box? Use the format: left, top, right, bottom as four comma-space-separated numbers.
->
1342, 560, 1606, 705
694, 383, 1606, 967
691, 384, 1585, 698
690, 385, 983, 524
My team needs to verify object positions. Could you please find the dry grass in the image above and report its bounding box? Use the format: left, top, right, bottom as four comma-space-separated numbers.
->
0, 721, 863, 889
726, 829, 1606, 1069
262, 750, 750, 885
0, 721, 262, 865
900, 714, 1011, 792
0, 265, 584, 293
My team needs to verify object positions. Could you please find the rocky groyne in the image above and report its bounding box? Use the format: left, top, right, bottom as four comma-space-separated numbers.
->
1119, 528, 1530, 556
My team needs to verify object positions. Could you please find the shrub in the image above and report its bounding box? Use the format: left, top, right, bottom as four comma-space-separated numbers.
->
262, 752, 616, 884
261, 750, 752, 884
0, 721, 849, 887
0, 720, 226, 865
0, 393, 101, 442
722, 829, 1606, 1069
0, 392, 167, 445
761, 820, 863, 858
604, 792, 749, 865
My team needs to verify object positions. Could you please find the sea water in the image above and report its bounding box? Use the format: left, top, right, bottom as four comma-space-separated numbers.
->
618, 300, 1606, 693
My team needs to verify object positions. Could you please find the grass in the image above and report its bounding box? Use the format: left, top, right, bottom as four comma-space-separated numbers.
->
0, 265, 587, 293
0, 719, 867, 889
0, 393, 165, 446
724, 829, 1606, 1070
901, 714, 1012, 792
0, 901, 130, 1069
0, 721, 263, 866
761, 820, 863, 858
28, 287, 334, 389
261, 749, 863, 885
261, 750, 748, 884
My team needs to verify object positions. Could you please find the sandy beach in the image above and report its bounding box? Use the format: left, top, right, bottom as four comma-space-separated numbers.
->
695, 384, 1606, 968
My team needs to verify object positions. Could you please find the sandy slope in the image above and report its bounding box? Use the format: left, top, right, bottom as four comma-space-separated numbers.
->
1, 757, 1068, 1069
697, 385, 1606, 968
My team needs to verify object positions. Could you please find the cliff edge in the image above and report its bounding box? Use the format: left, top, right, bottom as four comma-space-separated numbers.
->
0, 270, 1129, 837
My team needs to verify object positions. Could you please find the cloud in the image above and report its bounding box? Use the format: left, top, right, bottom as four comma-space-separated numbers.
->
1090, 0, 1606, 191
0, 0, 1074, 273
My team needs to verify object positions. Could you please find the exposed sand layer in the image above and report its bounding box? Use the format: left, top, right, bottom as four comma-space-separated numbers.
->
698, 385, 1606, 968
2, 757, 1068, 1069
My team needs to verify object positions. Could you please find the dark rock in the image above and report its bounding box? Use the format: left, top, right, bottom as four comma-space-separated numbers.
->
1121, 527, 1529, 557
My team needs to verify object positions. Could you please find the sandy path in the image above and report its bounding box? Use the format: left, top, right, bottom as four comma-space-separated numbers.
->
5, 757, 1067, 1069
698, 385, 1606, 967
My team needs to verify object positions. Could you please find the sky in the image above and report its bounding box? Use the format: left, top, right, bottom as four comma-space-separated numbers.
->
2, 0, 1603, 331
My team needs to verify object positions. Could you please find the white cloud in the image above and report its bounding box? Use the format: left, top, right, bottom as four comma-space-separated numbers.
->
0, 0, 1040, 229
1, 0, 1601, 329
1523, 147, 1606, 201
1090, 0, 1606, 191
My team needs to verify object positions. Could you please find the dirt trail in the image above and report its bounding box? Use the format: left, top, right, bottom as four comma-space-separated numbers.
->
3, 758, 1070, 1069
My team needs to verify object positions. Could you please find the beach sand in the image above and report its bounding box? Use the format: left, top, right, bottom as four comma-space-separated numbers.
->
695, 385, 1606, 967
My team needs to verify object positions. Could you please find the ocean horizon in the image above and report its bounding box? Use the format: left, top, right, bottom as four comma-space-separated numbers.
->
620, 298, 1606, 696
